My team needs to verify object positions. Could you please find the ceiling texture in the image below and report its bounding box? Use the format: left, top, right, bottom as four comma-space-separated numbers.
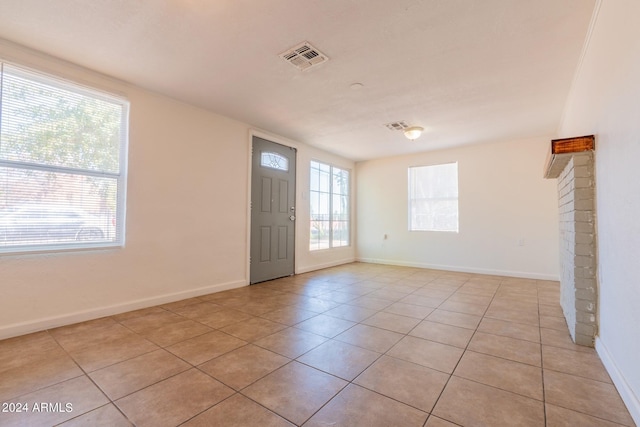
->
0, 0, 595, 161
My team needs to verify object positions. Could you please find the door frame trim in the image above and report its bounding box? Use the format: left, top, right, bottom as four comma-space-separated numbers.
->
246, 129, 300, 284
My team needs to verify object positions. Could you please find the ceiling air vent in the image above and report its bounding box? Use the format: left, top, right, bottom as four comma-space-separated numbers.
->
385, 121, 409, 131
280, 42, 329, 71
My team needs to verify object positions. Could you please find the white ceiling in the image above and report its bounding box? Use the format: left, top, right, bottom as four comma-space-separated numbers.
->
0, 0, 595, 161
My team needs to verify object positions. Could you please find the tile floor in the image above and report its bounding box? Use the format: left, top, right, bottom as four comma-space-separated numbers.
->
0, 263, 635, 426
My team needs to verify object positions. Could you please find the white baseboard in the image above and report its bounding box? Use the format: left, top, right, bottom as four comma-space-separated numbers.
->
0, 279, 247, 340
595, 337, 640, 426
356, 257, 560, 281
296, 257, 356, 274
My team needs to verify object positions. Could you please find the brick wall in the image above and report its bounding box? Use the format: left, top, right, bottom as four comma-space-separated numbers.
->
557, 152, 597, 346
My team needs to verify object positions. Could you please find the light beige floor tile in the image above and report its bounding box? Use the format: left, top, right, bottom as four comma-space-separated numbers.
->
197, 308, 254, 329
112, 306, 168, 322
445, 293, 493, 305
539, 303, 565, 318
294, 314, 356, 338
182, 393, 293, 426
541, 327, 593, 353
347, 296, 393, 310
115, 369, 233, 427
366, 288, 410, 301
316, 290, 359, 303
382, 302, 434, 319
165, 330, 247, 365
89, 349, 190, 399
221, 317, 287, 342
242, 361, 347, 425
412, 288, 454, 299
1, 264, 634, 427
454, 350, 543, 400
545, 403, 629, 427
118, 311, 183, 334
58, 403, 133, 427
234, 300, 288, 316
259, 307, 318, 325
0, 349, 83, 401
399, 294, 445, 308
199, 344, 290, 390
385, 283, 422, 293
53, 323, 134, 353
362, 311, 421, 334
161, 297, 204, 311
297, 339, 380, 381
167, 301, 224, 320
455, 286, 496, 297
543, 370, 634, 426
49, 317, 119, 339
484, 305, 540, 326
293, 297, 341, 313
140, 319, 212, 347
253, 327, 327, 359
540, 315, 569, 331
468, 331, 541, 366
354, 355, 448, 412
433, 376, 544, 427
539, 296, 561, 306
0, 376, 109, 427
323, 304, 377, 322
425, 416, 459, 427
387, 336, 463, 374
427, 309, 482, 330
438, 300, 488, 316
304, 384, 428, 427
0, 332, 59, 366
542, 345, 611, 383
335, 324, 403, 353
68, 333, 159, 372
409, 320, 474, 348
477, 317, 540, 343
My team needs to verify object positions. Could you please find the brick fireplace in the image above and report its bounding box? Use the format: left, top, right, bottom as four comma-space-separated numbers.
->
544, 135, 597, 346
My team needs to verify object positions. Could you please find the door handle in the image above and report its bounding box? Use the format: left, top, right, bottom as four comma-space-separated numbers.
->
289, 215, 296, 221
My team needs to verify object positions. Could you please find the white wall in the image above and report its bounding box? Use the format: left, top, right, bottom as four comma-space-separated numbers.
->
0, 40, 354, 339
558, 0, 640, 422
356, 137, 559, 280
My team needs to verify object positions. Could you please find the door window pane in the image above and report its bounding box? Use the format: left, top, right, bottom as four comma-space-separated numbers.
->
261, 152, 289, 171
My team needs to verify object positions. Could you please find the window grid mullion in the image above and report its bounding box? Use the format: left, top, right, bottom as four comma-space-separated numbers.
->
0, 159, 121, 179
329, 165, 334, 249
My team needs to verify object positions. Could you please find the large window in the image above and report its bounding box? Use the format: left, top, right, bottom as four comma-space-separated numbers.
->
409, 162, 459, 232
0, 63, 128, 253
309, 161, 349, 250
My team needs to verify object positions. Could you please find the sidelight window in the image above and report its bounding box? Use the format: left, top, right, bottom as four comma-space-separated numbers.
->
309, 161, 349, 250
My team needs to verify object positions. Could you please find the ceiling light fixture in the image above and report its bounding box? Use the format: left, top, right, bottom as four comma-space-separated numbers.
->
403, 126, 424, 141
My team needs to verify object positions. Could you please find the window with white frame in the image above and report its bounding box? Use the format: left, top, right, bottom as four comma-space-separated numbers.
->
0, 63, 128, 253
309, 161, 349, 250
408, 162, 459, 232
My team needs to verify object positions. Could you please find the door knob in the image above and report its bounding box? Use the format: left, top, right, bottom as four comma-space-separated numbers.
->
289, 215, 296, 221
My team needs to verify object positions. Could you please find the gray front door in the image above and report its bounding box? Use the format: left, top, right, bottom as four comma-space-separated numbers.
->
250, 137, 296, 284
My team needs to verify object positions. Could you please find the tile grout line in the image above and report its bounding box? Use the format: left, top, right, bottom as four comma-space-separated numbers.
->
418, 276, 500, 425
43, 328, 136, 426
